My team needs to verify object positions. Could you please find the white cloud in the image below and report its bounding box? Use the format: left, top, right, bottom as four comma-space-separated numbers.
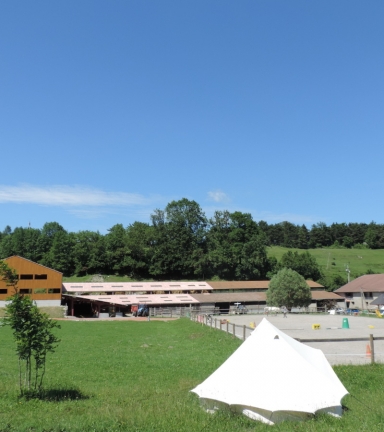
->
0, 184, 152, 207
207, 190, 230, 203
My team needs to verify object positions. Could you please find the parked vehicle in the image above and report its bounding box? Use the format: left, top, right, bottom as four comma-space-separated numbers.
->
234, 304, 248, 314
328, 308, 345, 315
345, 308, 360, 315
132, 304, 149, 317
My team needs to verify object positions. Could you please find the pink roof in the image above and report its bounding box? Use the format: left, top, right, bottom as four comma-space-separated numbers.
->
72, 294, 200, 305
62, 281, 210, 293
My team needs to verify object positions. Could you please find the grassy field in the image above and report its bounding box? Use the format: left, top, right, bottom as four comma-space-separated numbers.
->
0, 307, 65, 319
0, 319, 383, 431
267, 246, 384, 280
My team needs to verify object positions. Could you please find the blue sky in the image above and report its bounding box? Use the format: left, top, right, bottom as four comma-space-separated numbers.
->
1, 1, 383, 233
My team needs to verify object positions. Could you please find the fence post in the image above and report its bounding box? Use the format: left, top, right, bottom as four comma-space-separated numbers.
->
215, 318, 217, 329
243, 325, 246, 341
226, 320, 229, 334
370, 334, 375, 364
233, 323, 235, 338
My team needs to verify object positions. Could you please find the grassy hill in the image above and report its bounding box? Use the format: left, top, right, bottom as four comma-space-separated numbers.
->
267, 246, 384, 282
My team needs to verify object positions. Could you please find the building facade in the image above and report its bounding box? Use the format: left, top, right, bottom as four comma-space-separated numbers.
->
334, 274, 384, 311
0, 256, 62, 307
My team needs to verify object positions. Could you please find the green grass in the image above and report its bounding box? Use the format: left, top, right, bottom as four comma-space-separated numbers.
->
0, 319, 383, 431
268, 246, 384, 280
0, 307, 65, 319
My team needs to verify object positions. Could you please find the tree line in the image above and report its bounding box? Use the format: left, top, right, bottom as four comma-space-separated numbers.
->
0, 198, 381, 283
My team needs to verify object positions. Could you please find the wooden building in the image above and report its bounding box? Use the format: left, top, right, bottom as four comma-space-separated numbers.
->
0, 256, 62, 306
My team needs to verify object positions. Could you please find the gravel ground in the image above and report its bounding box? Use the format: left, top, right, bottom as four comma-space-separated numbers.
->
205, 313, 384, 365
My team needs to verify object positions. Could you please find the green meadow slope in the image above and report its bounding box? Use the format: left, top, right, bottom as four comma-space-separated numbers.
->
267, 246, 384, 282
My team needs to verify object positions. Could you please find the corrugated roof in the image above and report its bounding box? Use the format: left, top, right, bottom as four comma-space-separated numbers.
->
310, 291, 343, 300
191, 292, 267, 303
334, 274, 384, 293
206, 280, 324, 290
190, 290, 341, 303
62, 281, 211, 293
66, 294, 199, 305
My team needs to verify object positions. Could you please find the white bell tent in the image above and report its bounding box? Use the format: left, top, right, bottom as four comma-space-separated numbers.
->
192, 318, 348, 425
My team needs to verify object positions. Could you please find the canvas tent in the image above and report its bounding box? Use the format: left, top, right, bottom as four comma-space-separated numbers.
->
191, 318, 348, 425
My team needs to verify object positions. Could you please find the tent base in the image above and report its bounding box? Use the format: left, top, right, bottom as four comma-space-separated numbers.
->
200, 398, 343, 425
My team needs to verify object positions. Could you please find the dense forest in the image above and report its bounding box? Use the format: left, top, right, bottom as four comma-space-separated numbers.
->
1, 198, 382, 287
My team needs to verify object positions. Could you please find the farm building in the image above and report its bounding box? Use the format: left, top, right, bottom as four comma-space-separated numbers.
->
0, 256, 62, 307
1, 256, 343, 317
192, 280, 342, 313
62, 279, 343, 317
335, 274, 384, 310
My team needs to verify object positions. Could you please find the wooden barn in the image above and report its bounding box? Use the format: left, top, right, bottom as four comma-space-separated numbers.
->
0, 256, 62, 306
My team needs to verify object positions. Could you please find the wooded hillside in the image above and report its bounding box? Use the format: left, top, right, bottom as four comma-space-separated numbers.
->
1, 198, 383, 290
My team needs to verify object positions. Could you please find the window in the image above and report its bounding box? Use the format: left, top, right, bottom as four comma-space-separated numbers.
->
48, 288, 61, 294
34, 274, 47, 280
20, 289, 32, 294
20, 274, 33, 280
365, 292, 373, 298
0, 289, 7, 294
34, 288, 47, 294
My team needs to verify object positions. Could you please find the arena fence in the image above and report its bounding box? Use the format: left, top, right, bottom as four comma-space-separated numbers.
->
191, 312, 384, 364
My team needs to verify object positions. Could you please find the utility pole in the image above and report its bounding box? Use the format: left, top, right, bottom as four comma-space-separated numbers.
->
345, 264, 350, 283
361, 289, 365, 311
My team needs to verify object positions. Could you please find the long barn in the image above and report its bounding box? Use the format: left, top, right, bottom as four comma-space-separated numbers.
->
1, 256, 344, 317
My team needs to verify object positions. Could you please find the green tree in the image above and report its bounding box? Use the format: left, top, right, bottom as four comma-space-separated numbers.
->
72, 230, 107, 276
309, 222, 332, 248
39, 222, 66, 255
318, 274, 347, 292
205, 211, 269, 280
0, 261, 60, 397
365, 225, 378, 249
0, 227, 43, 261
342, 236, 354, 248
278, 251, 322, 281
150, 199, 207, 279
125, 222, 154, 279
88, 232, 108, 274
266, 268, 312, 308
297, 225, 309, 249
280, 221, 300, 248
40, 231, 75, 275
105, 224, 130, 275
